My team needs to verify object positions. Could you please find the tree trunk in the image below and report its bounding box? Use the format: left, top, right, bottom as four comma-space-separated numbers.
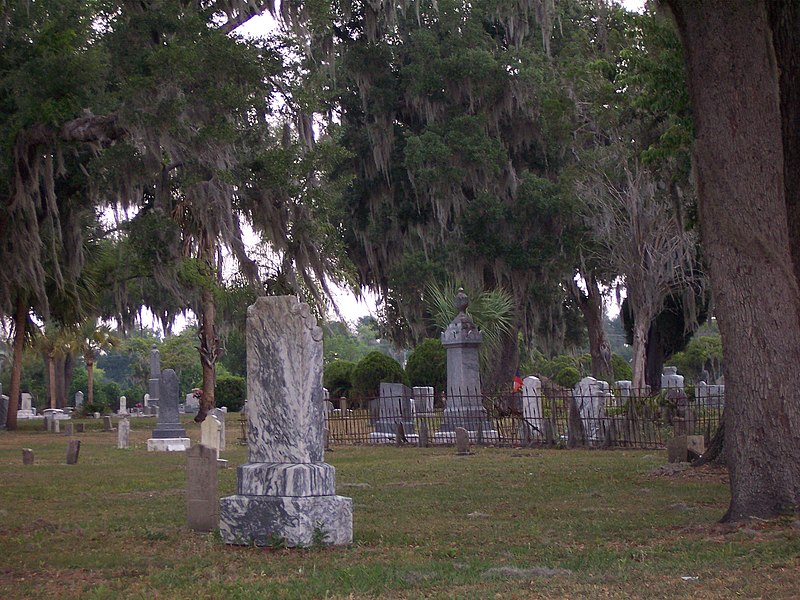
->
572, 273, 614, 382
48, 354, 57, 409
668, 0, 800, 521
644, 323, 665, 393
196, 283, 219, 423
484, 325, 520, 393
87, 358, 95, 407
5, 296, 26, 430
631, 320, 648, 391
54, 354, 66, 408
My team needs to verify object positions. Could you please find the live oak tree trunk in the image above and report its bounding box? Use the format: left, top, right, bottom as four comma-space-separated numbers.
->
196, 284, 218, 423
667, 0, 800, 521
572, 273, 613, 382
5, 296, 26, 430
631, 319, 649, 392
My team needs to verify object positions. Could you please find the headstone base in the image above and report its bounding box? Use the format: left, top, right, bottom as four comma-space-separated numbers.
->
433, 429, 499, 444
236, 462, 337, 496
219, 494, 353, 547
147, 438, 191, 452
367, 432, 419, 444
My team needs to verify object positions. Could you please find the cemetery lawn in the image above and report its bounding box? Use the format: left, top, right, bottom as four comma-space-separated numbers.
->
1, 417, 798, 599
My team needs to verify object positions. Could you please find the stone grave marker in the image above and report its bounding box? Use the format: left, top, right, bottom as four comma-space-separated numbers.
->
51, 418, 60, 434
0, 386, 8, 429
18, 392, 35, 419
75, 423, 85, 433
455, 427, 471, 455
147, 369, 190, 452
211, 407, 226, 451
435, 290, 497, 443
200, 415, 226, 467
75, 391, 84, 410
148, 345, 161, 408
103, 415, 114, 431
219, 296, 353, 547
418, 421, 429, 447
64, 422, 74, 436
369, 383, 416, 443
186, 444, 219, 531
66, 440, 81, 464
117, 419, 130, 449
661, 366, 684, 390
22, 448, 34, 465
119, 395, 128, 415
413, 386, 434, 414
521, 376, 544, 443
184, 392, 200, 414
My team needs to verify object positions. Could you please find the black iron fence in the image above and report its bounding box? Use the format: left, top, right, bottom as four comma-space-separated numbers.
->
321, 387, 724, 450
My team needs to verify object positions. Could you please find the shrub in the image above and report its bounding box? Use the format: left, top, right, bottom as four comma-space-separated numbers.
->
405, 338, 446, 395
611, 354, 633, 382
351, 351, 407, 399
215, 374, 246, 412
324, 360, 356, 398
554, 366, 581, 389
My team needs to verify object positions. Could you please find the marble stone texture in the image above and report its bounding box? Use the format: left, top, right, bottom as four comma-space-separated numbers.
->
219, 494, 353, 547
147, 438, 191, 451
220, 296, 352, 547
521, 375, 544, 441
371, 382, 415, 436
573, 376, 608, 442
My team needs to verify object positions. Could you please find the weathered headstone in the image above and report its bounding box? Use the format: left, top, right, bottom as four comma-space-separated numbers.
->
147, 369, 190, 452
187, 444, 219, 531
200, 415, 222, 458
573, 377, 608, 442
661, 366, 684, 390
211, 407, 227, 451
417, 421, 429, 448
615, 380, 632, 404
103, 415, 114, 432
22, 448, 34, 465
338, 397, 348, 412
118, 395, 128, 415
696, 382, 725, 409
50, 417, 60, 434
18, 393, 35, 419
64, 422, 74, 436
117, 419, 130, 449
148, 345, 161, 408
455, 427, 471, 455
412, 386, 435, 414
143, 392, 150, 407
0, 385, 8, 429
520, 376, 544, 442
75, 423, 85, 433
435, 290, 497, 443
74, 391, 84, 410
184, 392, 200, 414
66, 440, 81, 464
369, 383, 416, 443
219, 296, 353, 547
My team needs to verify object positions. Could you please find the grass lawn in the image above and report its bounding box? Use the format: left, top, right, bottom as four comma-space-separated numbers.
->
1, 415, 798, 599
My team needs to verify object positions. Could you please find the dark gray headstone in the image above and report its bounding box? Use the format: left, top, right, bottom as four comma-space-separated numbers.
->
66, 440, 81, 464
64, 422, 74, 436
151, 369, 187, 439
418, 421, 429, 448
75, 423, 85, 433
187, 444, 219, 531
22, 448, 34, 465
103, 415, 114, 431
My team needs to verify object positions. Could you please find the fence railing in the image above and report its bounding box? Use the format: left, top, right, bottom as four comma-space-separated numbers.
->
320, 387, 724, 450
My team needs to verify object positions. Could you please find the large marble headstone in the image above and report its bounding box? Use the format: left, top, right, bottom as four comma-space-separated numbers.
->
520, 376, 544, 441
148, 345, 161, 407
147, 369, 190, 452
435, 289, 497, 442
219, 296, 352, 547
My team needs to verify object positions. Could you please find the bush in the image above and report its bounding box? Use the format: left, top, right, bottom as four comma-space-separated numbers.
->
611, 354, 633, 381
324, 360, 355, 398
351, 351, 407, 399
405, 338, 446, 395
215, 374, 246, 412
554, 366, 581, 389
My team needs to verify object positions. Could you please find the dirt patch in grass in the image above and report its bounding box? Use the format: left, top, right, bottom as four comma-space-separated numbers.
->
649, 462, 729, 484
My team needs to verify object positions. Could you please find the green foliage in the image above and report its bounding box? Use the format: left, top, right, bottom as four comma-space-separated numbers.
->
670, 335, 724, 383
215, 374, 246, 412
405, 338, 446, 395
611, 354, 633, 382
160, 329, 202, 395
323, 360, 355, 399
554, 366, 582, 389
323, 321, 376, 365
351, 351, 407, 399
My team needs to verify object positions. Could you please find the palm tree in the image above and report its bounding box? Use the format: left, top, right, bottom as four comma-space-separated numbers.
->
75, 321, 119, 409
